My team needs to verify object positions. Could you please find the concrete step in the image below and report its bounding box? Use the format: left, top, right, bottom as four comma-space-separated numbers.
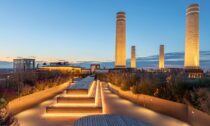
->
66, 89, 88, 95
57, 97, 95, 104
46, 106, 102, 114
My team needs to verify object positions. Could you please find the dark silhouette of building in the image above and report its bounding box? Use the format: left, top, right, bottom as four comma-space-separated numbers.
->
13, 59, 35, 72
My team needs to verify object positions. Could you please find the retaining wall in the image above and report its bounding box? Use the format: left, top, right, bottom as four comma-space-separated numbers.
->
8, 80, 71, 115
108, 83, 210, 126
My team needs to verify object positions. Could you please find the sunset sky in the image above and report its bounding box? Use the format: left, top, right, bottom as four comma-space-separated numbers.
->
0, 0, 210, 62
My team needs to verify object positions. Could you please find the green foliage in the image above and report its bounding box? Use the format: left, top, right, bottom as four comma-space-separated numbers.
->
0, 70, 72, 101
97, 71, 210, 115
131, 85, 139, 94
97, 72, 165, 95
120, 83, 130, 91
0, 98, 7, 109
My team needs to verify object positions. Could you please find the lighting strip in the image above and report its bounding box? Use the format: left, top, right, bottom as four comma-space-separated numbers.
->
88, 81, 96, 97
63, 95, 89, 97
43, 113, 102, 118
54, 103, 96, 107
100, 81, 105, 114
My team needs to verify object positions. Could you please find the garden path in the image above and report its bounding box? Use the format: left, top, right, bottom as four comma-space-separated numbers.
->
15, 82, 190, 126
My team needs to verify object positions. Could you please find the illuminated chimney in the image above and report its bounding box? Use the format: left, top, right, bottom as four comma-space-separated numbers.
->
115, 12, 126, 68
131, 46, 136, 68
184, 4, 200, 69
159, 45, 165, 69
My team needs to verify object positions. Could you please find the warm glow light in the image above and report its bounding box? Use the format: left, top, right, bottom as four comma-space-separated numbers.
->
88, 81, 96, 97
43, 113, 102, 118
159, 45, 164, 69
95, 80, 102, 107
115, 12, 126, 68
131, 46, 136, 68
63, 95, 90, 97
43, 80, 103, 119
184, 4, 200, 69
103, 86, 190, 126
100, 82, 106, 114
39, 66, 82, 73
54, 103, 96, 107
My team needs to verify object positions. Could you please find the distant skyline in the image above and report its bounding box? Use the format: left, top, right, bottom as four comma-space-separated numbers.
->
0, 0, 210, 62
1, 51, 210, 69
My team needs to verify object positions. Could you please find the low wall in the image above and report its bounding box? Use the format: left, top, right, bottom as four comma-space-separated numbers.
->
188, 106, 210, 126
108, 83, 210, 126
8, 80, 71, 115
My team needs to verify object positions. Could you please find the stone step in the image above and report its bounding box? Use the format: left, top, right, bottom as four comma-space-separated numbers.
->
66, 89, 88, 95
57, 97, 95, 104
46, 106, 102, 114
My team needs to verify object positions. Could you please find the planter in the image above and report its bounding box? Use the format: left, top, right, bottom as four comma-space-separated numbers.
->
7, 80, 71, 115
108, 83, 210, 126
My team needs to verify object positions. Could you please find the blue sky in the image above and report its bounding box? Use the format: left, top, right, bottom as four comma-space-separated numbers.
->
0, 0, 209, 62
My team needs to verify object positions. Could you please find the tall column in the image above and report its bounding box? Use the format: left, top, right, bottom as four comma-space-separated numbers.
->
159, 45, 165, 69
115, 12, 126, 68
131, 46, 136, 68
184, 4, 200, 69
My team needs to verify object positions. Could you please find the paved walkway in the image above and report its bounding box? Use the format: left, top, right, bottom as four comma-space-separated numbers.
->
69, 76, 94, 89
15, 83, 190, 126
74, 115, 151, 126
103, 87, 190, 126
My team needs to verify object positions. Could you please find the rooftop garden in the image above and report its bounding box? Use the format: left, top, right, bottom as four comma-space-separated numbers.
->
97, 72, 210, 115
0, 70, 73, 126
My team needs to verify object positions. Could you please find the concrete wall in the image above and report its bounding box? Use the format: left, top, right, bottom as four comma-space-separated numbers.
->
108, 83, 210, 126
188, 106, 210, 126
8, 80, 71, 115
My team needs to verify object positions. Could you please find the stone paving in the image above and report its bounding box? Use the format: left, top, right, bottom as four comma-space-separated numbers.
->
15, 81, 190, 126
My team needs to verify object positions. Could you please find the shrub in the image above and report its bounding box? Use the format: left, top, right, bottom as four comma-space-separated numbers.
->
0, 98, 7, 109
131, 85, 139, 94
120, 83, 130, 91
98, 71, 210, 115
20, 85, 33, 96
138, 82, 157, 95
